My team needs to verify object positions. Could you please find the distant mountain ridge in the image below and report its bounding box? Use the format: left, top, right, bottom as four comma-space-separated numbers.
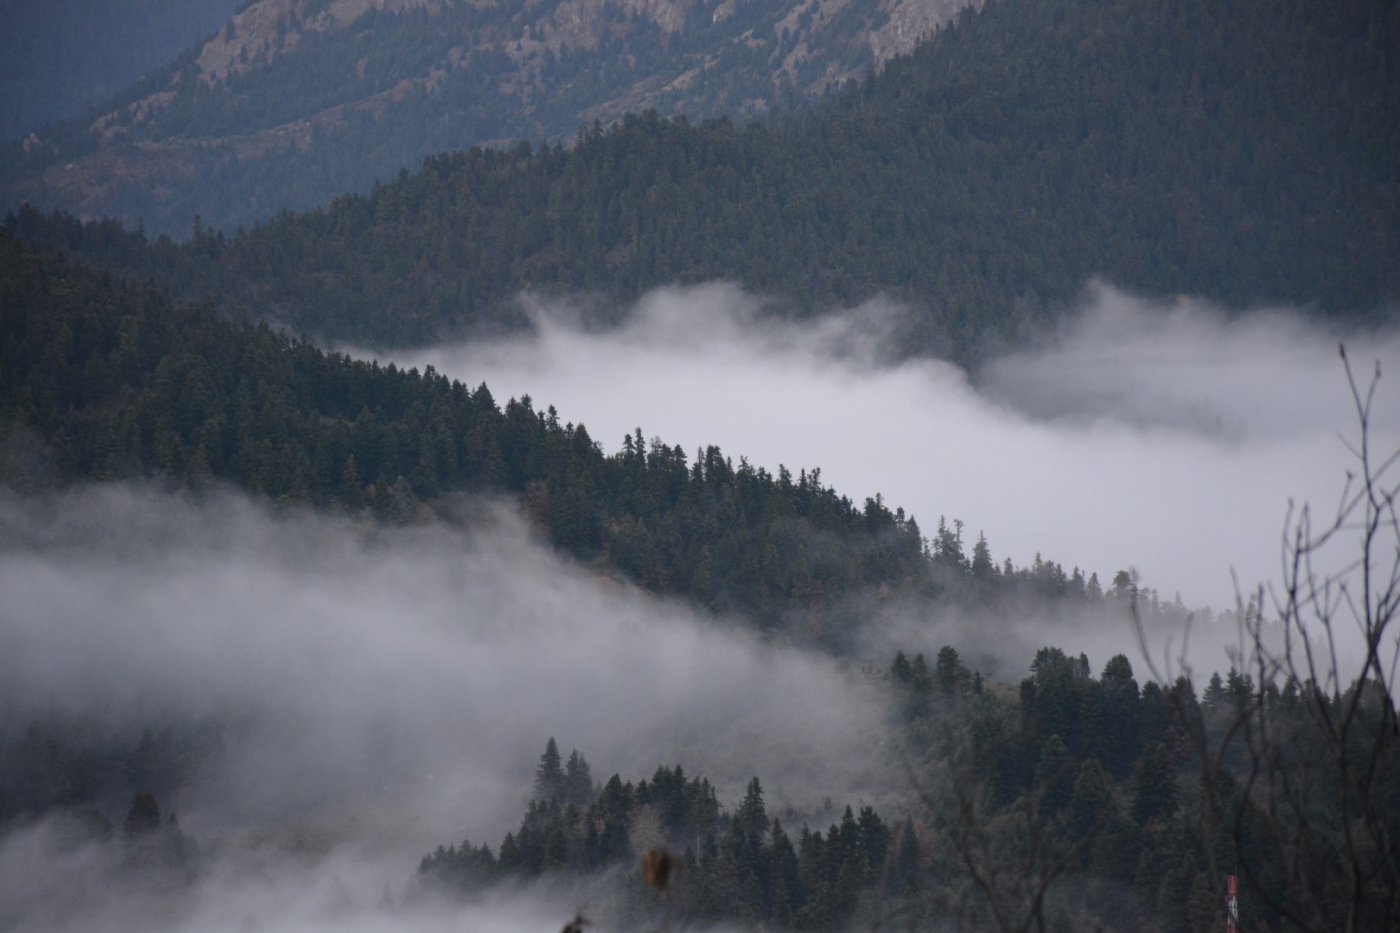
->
13, 0, 1396, 356
0, 0, 242, 143
1, 0, 975, 235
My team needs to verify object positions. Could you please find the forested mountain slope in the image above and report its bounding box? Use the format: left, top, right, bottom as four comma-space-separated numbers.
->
416, 650, 1400, 933
0, 232, 1190, 641
0, 0, 971, 235
13, 0, 1396, 355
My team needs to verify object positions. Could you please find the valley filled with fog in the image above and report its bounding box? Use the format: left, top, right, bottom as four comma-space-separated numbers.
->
389, 283, 1399, 611
4, 0, 1398, 928
1, 481, 895, 931
5, 277, 1396, 930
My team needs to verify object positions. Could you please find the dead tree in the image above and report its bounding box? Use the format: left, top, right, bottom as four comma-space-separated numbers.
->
1144, 348, 1400, 932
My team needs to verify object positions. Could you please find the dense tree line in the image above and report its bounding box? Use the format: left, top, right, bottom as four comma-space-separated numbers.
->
6, 637, 1391, 930
419, 740, 919, 931
421, 647, 1394, 931
2, 234, 1198, 640
8, 0, 1396, 356
414, 644, 1398, 932
0, 716, 212, 829
884, 644, 1399, 933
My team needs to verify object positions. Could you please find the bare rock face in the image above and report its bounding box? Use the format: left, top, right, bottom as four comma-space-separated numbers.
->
195, 0, 453, 84
3, 0, 979, 235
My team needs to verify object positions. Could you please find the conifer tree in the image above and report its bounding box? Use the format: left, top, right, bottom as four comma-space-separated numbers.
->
736, 776, 767, 838
564, 749, 593, 806
1131, 743, 1178, 826
534, 737, 564, 802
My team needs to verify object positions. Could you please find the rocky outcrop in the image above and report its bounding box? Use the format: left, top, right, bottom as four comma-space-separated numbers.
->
3, 0, 980, 234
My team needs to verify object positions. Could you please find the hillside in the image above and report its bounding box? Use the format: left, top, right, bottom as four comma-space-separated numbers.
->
0, 0, 242, 143
3, 2, 1399, 928
0, 0, 973, 235
1, 230, 1201, 642
12, 0, 1397, 356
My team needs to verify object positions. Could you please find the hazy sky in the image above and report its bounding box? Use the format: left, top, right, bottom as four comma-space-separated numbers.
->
386, 282, 1400, 611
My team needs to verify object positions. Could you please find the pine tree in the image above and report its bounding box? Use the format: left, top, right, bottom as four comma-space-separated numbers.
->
1131, 743, 1178, 826
736, 776, 767, 838
890, 649, 912, 684
1033, 734, 1075, 816
890, 818, 921, 895
935, 645, 965, 697
564, 749, 593, 806
1065, 757, 1114, 848
534, 737, 564, 802
971, 531, 995, 579
1202, 672, 1227, 713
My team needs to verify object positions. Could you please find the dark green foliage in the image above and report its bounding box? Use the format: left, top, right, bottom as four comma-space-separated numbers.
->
1064, 757, 1113, 844
1, 234, 1200, 643
419, 836, 497, 891
564, 749, 594, 808
0, 714, 216, 827
890, 644, 1400, 932
534, 737, 564, 802
421, 647, 1400, 932
970, 531, 995, 580
420, 649, 1396, 932
735, 777, 768, 838
0, 233, 932, 631
421, 744, 910, 931
10, 0, 1396, 356
890, 650, 913, 684
1099, 654, 1142, 779
888, 818, 922, 896
890, 651, 933, 718
935, 646, 967, 697
1033, 735, 1076, 817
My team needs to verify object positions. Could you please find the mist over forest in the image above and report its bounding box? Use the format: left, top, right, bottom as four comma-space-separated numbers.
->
3, 0, 1399, 931
0, 483, 898, 930
385, 282, 1400, 611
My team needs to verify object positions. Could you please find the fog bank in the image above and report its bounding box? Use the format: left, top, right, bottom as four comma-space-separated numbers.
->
389, 283, 1400, 610
0, 811, 592, 933
0, 484, 894, 929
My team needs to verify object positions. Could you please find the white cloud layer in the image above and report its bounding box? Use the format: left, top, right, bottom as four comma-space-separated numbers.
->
388, 282, 1400, 610
4, 281, 1395, 930
0, 484, 893, 930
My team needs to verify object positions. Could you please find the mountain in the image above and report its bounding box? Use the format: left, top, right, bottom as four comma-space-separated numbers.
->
4, 5, 1398, 924
3, 227, 1396, 929
0, 0, 243, 143
13, 0, 1397, 355
1, 229, 1196, 641
0, 0, 975, 236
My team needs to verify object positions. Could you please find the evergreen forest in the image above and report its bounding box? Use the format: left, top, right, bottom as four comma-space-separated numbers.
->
0, 0, 953, 235
0, 232, 1195, 638
1, 1, 1397, 931
8, 0, 1397, 357
415, 649, 1399, 932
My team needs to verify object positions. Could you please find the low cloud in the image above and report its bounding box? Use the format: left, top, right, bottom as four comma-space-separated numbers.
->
0, 811, 590, 933
6, 282, 1395, 929
388, 282, 1400, 612
0, 483, 894, 929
